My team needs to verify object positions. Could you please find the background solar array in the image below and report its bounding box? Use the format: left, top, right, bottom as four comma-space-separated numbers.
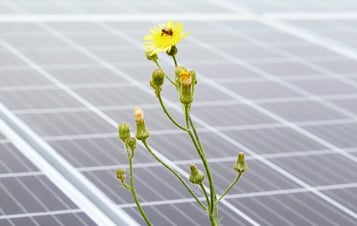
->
1, 0, 357, 225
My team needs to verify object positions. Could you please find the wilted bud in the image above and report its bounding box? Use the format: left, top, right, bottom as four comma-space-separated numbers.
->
134, 107, 144, 122
166, 45, 178, 56
150, 68, 165, 94
145, 50, 158, 61
234, 152, 248, 174
116, 168, 126, 181
134, 107, 150, 141
189, 164, 205, 185
118, 123, 130, 143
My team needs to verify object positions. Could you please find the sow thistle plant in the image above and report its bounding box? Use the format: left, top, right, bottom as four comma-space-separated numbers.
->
116, 21, 248, 226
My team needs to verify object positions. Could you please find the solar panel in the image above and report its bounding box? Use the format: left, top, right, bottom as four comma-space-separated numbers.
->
0, 138, 97, 226
1, 0, 357, 225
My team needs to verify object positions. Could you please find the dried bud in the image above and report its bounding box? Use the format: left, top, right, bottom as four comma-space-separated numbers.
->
145, 50, 158, 61
134, 107, 144, 122
116, 168, 126, 181
166, 45, 178, 56
134, 107, 150, 141
118, 123, 130, 143
150, 68, 165, 93
234, 152, 248, 174
189, 164, 205, 185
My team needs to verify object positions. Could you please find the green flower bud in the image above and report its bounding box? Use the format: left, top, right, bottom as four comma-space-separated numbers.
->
150, 68, 165, 94
134, 107, 150, 141
116, 168, 126, 181
118, 123, 130, 143
145, 50, 158, 61
234, 152, 248, 174
189, 164, 205, 185
166, 45, 178, 56
126, 137, 137, 153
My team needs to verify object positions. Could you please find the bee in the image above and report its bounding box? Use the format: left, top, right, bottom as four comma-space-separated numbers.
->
161, 28, 173, 37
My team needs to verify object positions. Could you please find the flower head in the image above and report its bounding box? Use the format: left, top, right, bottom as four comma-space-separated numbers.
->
179, 70, 192, 86
144, 21, 189, 54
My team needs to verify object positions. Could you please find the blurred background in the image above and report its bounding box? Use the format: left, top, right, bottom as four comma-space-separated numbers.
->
1, 0, 357, 225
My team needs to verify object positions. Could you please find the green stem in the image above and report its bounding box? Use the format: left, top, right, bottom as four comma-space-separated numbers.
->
153, 59, 175, 86
158, 93, 188, 131
185, 110, 218, 225
200, 183, 210, 208
129, 157, 152, 226
217, 173, 242, 202
172, 55, 178, 67
142, 140, 207, 210
165, 74, 176, 86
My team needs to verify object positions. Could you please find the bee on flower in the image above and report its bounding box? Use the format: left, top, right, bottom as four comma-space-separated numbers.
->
144, 21, 189, 54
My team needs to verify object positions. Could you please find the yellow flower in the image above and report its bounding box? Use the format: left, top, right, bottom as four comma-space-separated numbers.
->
179, 70, 192, 86
144, 21, 189, 54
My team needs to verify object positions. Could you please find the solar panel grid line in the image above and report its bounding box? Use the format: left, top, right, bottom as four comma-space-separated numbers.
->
265, 12, 357, 20
3, 18, 263, 225
0, 105, 137, 226
75, 147, 357, 173
0, 13, 258, 23
114, 181, 357, 211
3, 92, 356, 115
0, 208, 83, 221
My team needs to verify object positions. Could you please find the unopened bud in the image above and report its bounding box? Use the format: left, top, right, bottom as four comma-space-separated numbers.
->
178, 69, 196, 105
145, 50, 158, 61
116, 168, 126, 181
234, 152, 248, 174
126, 137, 137, 153
166, 45, 178, 56
134, 107, 150, 141
150, 68, 165, 93
189, 164, 205, 184
118, 123, 130, 143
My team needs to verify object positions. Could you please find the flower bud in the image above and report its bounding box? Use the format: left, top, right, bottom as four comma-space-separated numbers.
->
126, 137, 137, 153
189, 164, 205, 184
118, 123, 130, 143
145, 50, 158, 61
150, 68, 165, 93
166, 45, 178, 56
116, 168, 126, 181
234, 152, 248, 174
134, 107, 150, 141
178, 69, 196, 105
